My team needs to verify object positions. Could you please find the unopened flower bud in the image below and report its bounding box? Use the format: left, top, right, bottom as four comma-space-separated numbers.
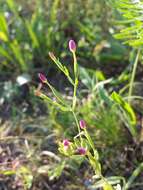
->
49, 52, 56, 62
63, 139, 70, 150
38, 73, 47, 83
79, 120, 86, 129
77, 147, 86, 155
69, 40, 76, 52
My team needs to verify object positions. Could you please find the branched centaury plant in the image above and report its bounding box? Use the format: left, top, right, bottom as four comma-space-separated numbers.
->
35, 40, 115, 190
109, 0, 142, 102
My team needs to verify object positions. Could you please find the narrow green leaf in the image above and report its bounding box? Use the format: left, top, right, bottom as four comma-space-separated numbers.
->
0, 13, 8, 34
0, 31, 8, 42
7, 0, 19, 17
25, 20, 39, 48
0, 46, 13, 61
10, 40, 27, 71
40, 93, 69, 112
51, 58, 74, 85
111, 92, 137, 136
45, 81, 69, 107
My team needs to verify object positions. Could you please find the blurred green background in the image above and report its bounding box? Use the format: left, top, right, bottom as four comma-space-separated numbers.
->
0, 0, 128, 119
0, 0, 127, 75
0, 0, 143, 190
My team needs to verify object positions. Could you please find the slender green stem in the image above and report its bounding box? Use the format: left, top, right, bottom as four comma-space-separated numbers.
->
40, 93, 67, 111
72, 79, 78, 110
128, 49, 140, 102
72, 52, 78, 110
84, 128, 95, 151
71, 51, 82, 143
45, 81, 64, 104
72, 111, 82, 143
84, 131, 115, 189
73, 52, 77, 76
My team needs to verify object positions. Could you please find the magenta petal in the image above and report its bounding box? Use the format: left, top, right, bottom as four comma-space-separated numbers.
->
38, 73, 47, 83
69, 40, 76, 52
77, 147, 86, 155
63, 139, 70, 147
79, 120, 86, 129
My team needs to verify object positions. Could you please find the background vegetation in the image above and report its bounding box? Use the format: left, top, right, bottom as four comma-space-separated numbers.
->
0, 0, 143, 190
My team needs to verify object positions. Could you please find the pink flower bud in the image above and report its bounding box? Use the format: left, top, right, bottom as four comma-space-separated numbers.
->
69, 40, 76, 52
79, 120, 86, 129
77, 147, 86, 155
38, 73, 47, 83
63, 139, 70, 147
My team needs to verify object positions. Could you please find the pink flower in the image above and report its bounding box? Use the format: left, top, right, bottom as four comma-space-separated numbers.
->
79, 120, 86, 129
63, 139, 70, 150
69, 40, 76, 52
77, 147, 86, 155
38, 73, 47, 83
